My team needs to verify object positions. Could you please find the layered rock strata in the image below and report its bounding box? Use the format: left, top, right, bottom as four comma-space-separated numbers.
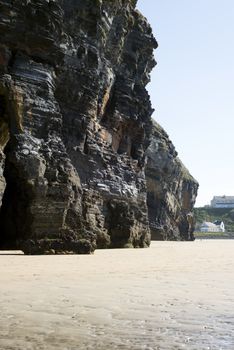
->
146, 121, 199, 241
0, 0, 198, 253
0, 0, 157, 253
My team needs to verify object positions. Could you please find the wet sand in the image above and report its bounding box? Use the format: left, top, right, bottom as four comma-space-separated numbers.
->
0, 240, 234, 350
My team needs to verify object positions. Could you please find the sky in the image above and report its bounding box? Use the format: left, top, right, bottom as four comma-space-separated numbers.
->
137, 1, 234, 207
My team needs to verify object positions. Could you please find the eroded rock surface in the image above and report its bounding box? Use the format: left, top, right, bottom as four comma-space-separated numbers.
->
146, 121, 199, 241
0, 0, 198, 253
0, 0, 157, 253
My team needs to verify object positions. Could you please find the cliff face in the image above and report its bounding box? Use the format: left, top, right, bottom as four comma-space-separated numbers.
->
0, 0, 198, 253
146, 121, 198, 241
0, 0, 157, 253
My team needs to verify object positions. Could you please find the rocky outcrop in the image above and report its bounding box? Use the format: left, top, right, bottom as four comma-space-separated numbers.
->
146, 121, 199, 241
0, 0, 157, 253
0, 1, 198, 253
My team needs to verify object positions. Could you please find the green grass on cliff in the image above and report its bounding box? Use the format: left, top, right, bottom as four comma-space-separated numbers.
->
194, 207, 234, 232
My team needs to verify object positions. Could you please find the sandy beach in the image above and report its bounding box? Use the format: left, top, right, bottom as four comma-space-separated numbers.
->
0, 240, 234, 350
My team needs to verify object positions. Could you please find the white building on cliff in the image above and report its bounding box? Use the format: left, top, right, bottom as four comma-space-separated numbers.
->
211, 196, 234, 208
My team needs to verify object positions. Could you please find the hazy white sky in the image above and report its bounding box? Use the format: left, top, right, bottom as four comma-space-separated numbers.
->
137, 1, 234, 207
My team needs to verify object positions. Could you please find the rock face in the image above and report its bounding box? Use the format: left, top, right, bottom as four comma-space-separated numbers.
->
0, 0, 198, 253
146, 121, 198, 241
0, 0, 157, 253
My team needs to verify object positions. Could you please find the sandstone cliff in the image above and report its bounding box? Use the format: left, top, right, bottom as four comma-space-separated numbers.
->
0, 0, 197, 254
146, 121, 198, 240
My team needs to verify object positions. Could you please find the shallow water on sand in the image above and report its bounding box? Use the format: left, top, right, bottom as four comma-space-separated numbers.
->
0, 240, 234, 350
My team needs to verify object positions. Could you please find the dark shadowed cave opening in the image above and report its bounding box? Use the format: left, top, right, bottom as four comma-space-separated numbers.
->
0, 147, 31, 249
0, 95, 33, 249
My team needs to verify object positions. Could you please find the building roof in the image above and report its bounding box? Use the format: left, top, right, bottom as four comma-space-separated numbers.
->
214, 220, 223, 225
201, 222, 218, 228
211, 196, 234, 203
